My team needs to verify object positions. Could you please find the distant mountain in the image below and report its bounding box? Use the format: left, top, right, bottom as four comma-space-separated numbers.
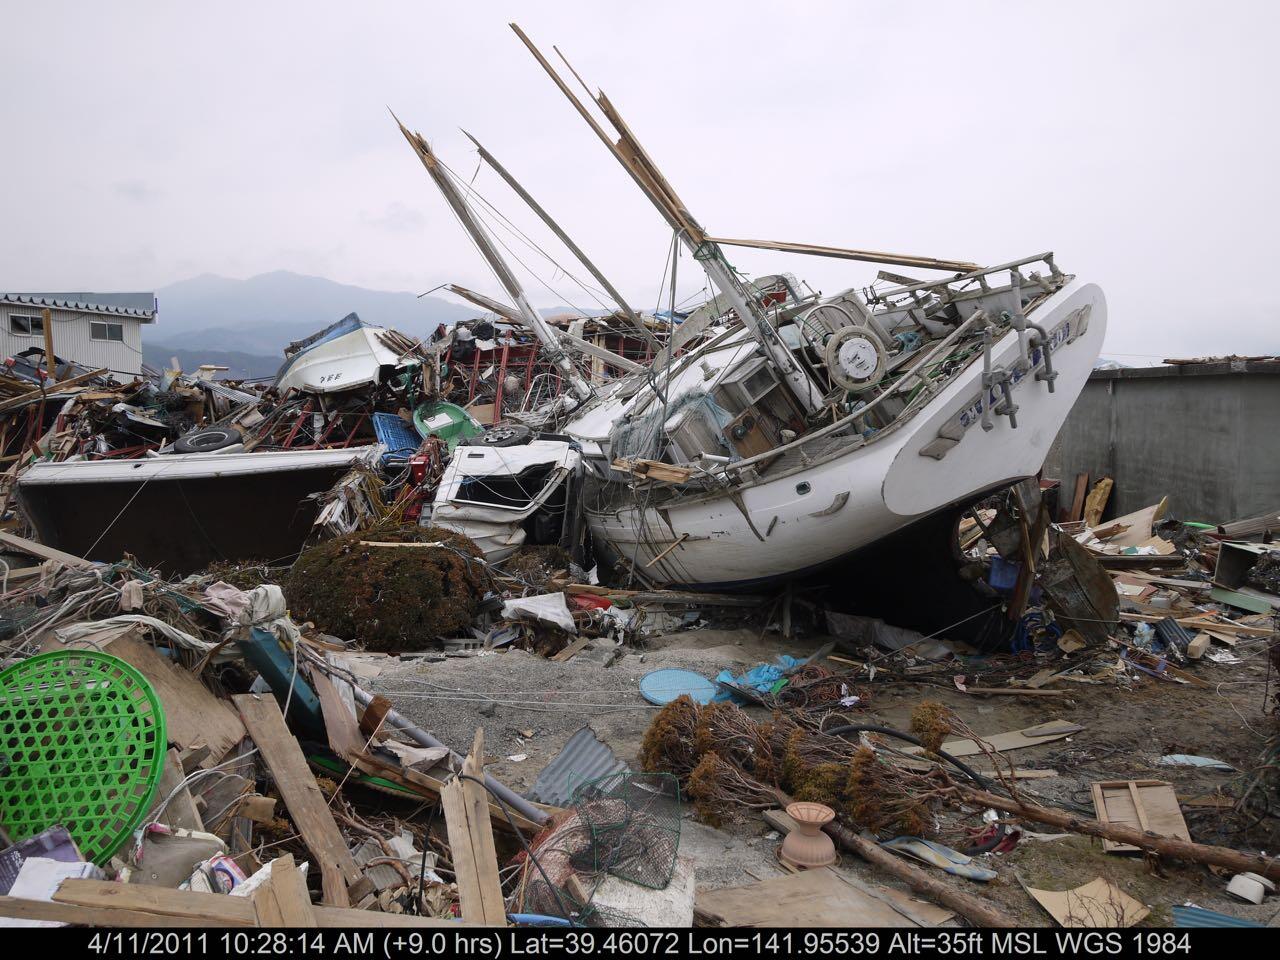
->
151, 271, 477, 356
141, 343, 282, 381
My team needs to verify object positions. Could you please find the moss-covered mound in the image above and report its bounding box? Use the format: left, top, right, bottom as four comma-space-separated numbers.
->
284, 525, 489, 651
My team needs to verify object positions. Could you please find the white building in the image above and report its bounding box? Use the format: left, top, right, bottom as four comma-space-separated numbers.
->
0, 292, 156, 378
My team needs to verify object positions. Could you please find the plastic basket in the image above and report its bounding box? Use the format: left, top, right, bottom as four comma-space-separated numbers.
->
0, 651, 167, 864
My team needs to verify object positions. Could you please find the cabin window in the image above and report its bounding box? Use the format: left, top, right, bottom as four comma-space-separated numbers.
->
91, 321, 125, 342
9, 315, 43, 336
456, 463, 557, 510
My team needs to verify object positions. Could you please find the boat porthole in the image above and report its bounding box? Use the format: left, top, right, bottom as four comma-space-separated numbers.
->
796, 482, 811, 495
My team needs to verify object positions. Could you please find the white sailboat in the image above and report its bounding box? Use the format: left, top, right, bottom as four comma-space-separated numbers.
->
402, 25, 1106, 591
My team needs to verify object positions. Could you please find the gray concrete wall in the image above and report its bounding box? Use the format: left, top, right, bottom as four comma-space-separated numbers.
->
1044, 366, 1280, 524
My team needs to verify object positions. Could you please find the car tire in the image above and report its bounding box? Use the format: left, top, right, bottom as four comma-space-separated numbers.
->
464, 423, 533, 448
173, 426, 243, 454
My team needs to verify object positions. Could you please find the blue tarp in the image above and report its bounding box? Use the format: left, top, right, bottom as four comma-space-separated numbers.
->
714, 655, 804, 701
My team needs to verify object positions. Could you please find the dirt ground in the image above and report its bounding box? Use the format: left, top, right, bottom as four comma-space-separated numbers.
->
372, 624, 1280, 927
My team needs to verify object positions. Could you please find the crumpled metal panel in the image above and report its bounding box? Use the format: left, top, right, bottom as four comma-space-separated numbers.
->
1040, 530, 1119, 646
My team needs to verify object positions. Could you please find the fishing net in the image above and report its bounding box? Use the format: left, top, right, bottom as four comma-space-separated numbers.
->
517, 771, 681, 927
608, 389, 736, 465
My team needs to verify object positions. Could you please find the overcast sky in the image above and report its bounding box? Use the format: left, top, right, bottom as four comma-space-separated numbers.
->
3, 1, 1277, 362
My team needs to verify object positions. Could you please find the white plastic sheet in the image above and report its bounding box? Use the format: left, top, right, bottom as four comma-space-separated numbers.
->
500, 592, 576, 633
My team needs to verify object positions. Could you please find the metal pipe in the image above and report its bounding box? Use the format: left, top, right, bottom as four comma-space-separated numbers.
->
350, 684, 549, 825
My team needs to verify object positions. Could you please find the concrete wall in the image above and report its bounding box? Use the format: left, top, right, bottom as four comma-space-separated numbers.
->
1044, 363, 1280, 525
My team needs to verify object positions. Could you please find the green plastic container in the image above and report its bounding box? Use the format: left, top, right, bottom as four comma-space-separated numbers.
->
413, 400, 484, 451
0, 651, 167, 863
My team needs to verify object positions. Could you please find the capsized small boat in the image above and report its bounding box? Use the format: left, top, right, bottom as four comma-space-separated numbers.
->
275, 312, 403, 395
17, 447, 378, 573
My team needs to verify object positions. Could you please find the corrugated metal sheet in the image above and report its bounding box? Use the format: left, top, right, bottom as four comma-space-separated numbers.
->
526, 725, 628, 807
0, 293, 155, 319
1171, 905, 1264, 928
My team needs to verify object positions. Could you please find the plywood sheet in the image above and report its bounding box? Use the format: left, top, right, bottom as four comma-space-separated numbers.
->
108, 634, 245, 768
1090, 780, 1190, 854
695, 868, 920, 928
904, 720, 1084, 758
1026, 877, 1149, 928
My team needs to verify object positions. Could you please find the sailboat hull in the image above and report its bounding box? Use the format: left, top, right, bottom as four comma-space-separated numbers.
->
584, 280, 1105, 588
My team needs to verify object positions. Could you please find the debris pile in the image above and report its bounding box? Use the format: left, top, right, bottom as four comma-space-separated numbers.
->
0, 23, 1276, 932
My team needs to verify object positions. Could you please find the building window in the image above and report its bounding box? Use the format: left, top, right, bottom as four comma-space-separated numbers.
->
91, 321, 125, 342
9, 314, 44, 336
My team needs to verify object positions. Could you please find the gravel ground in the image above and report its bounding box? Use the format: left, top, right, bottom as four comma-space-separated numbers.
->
369, 625, 1280, 921
367, 627, 824, 792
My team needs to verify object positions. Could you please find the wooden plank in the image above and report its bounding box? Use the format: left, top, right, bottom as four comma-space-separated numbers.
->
440, 730, 506, 925
612, 458, 693, 483
1066, 473, 1089, 523
551, 636, 592, 663
903, 720, 1084, 758
314, 669, 545, 836
310, 668, 367, 759
358, 695, 393, 741
234, 694, 361, 907
43, 881, 466, 928
644, 532, 690, 568
106, 634, 245, 768
0, 530, 93, 569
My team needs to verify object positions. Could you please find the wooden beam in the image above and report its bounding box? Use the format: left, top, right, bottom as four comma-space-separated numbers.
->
41, 880, 467, 928
41, 308, 56, 384
0, 367, 109, 414
704, 236, 980, 274
0, 895, 232, 927
234, 694, 362, 907
251, 855, 316, 927
463, 131, 656, 348
53, 880, 258, 925
0, 530, 93, 569
440, 730, 507, 925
